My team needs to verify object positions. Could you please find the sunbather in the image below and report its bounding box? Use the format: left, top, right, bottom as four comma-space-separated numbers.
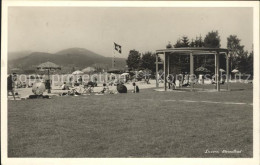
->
98, 83, 109, 94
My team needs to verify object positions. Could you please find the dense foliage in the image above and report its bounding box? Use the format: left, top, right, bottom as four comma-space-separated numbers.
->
126, 31, 253, 76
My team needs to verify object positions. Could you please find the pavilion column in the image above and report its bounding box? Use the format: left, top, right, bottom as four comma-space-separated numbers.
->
226, 52, 230, 91
156, 54, 159, 88
47, 69, 51, 93
190, 52, 194, 91
167, 54, 170, 75
214, 52, 217, 90
164, 52, 167, 91
216, 52, 220, 91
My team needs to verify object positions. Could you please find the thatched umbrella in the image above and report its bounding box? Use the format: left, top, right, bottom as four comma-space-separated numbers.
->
37, 61, 61, 93
37, 61, 61, 77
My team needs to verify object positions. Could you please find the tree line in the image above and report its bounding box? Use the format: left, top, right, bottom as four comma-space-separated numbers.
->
126, 31, 253, 77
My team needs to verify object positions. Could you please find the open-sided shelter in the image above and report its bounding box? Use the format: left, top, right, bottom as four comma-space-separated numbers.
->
155, 47, 229, 92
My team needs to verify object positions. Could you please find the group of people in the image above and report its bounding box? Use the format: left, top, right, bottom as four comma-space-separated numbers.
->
165, 72, 226, 90
59, 79, 140, 96
60, 81, 114, 96
166, 73, 190, 90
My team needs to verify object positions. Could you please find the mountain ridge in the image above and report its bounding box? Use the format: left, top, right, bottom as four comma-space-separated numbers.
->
8, 48, 126, 74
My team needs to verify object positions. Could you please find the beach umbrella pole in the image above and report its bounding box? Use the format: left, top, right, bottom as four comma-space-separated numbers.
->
48, 69, 51, 93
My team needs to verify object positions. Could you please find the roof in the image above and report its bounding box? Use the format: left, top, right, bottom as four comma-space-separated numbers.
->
82, 67, 96, 73
156, 47, 229, 55
37, 61, 61, 70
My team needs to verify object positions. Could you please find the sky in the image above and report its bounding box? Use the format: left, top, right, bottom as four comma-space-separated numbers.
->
8, 7, 253, 58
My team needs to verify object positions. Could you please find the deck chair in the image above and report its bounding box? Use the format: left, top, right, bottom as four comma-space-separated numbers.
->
82, 81, 95, 94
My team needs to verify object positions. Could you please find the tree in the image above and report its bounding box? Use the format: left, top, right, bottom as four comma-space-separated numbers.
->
140, 52, 160, 73
190, 39, 195, 47
174, 39, 183, 48
174, 36, 190, 48
181, 36, 190, 47
166, 41, 173, 49
227, 35, 245, 71
126, 50, 141, 70
236, 50, 248, 73
198, 35, 204, 47
247, 51, 253, 76
204, 31, 221, 48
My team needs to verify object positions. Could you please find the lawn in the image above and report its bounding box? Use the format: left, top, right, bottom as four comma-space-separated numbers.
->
8, 83, 253, 157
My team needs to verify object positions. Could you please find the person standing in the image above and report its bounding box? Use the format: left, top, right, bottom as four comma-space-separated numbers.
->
78, 76, 83, 85
8, 73, 16, 100
132, 80, 136, 93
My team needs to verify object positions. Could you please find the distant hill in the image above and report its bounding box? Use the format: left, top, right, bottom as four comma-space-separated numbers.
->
8, 50, 32, 61
55, 47, 104, 58
8, 48, 126, 74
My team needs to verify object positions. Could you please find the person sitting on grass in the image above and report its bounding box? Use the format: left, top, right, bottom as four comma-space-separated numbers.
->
74, 81, 80, 86
167, 74, 176, 90
117, 82, 127, 93
98, 82, 110, 94
182, 73, 190, 87
85, 81, 95, 93
60, 82, 70, 90
67, 87, 81, 96
60, 82, 66, 90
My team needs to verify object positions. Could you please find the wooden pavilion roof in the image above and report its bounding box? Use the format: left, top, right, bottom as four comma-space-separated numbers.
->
156, 47, 229, 55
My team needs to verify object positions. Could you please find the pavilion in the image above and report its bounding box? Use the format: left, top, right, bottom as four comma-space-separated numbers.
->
155, 47, 230, 92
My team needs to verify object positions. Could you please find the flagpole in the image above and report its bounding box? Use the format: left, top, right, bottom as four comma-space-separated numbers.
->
113, 42, 122, 69
112, 42, 114, 68
113, 54, 115, 68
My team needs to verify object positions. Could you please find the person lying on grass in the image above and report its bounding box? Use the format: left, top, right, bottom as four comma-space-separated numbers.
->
59, 86, 81, 96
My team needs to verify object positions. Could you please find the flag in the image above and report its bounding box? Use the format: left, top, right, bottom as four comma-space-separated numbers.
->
114, 42, 122, 54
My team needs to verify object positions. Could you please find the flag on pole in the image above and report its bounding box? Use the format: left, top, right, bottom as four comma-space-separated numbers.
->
114, 42, 122, 54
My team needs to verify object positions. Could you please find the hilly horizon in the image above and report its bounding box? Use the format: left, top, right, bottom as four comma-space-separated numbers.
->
8, 47, 126, 74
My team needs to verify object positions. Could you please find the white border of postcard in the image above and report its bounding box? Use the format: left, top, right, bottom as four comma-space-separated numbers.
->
1, 1, 260, 165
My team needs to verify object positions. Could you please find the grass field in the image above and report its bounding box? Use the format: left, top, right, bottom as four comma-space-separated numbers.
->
8, 83, 253, 157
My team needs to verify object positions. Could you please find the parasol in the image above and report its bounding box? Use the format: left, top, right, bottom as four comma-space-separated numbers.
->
121, 73, 129, 76
195, 66, 211, 73
231, 69, 239, 73
72, 70, 84, 75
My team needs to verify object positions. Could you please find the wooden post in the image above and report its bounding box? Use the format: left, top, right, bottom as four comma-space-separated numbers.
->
214, 52, 217, 90
156, 54, 159, 88
216, 53, 220, 91
164, 52, 167, 91
167, 54, 170, 76
48, 69, 51, 93
226, 52, 230, 91
190, 52, 194, 91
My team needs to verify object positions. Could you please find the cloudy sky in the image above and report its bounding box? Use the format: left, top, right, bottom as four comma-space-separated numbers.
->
8, 7, 253, 58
